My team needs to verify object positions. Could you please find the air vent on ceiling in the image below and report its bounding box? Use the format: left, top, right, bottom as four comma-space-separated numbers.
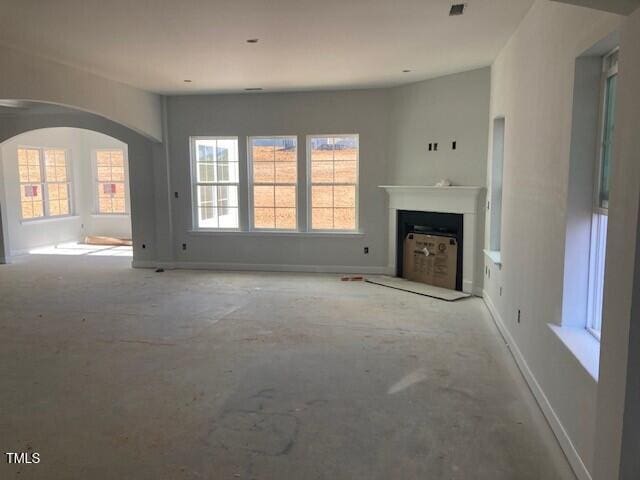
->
449, 3, 466, 16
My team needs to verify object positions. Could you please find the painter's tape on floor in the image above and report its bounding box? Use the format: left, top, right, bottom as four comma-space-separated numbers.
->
365, 276, 471, 302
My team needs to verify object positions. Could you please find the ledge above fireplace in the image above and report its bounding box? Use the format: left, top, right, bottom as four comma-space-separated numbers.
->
380, 185, 486, 295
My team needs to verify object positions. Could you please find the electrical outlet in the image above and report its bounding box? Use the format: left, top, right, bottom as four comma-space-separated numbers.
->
364, 247, 369, 254
428, 143, 433, 151
174, 191, 179, 198
452, 141, 457, 150
517, 309, 521, 324
142, 244, 146, 249
499, 286, 503, 296
182, 243, 187, 251
434, 143, 438, 151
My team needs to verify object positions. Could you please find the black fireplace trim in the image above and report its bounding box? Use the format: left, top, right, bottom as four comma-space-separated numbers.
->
396, 209, 464, 291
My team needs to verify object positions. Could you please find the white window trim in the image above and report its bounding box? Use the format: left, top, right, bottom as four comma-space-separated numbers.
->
18, 145, 74, 222
92, 148, 130, 216
189, 136, 241, 231
247, 135, 299, 232
306, 134, 360, 233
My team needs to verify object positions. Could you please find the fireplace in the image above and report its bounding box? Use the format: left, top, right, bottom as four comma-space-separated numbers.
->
396, 210, 464, 291
380, 185, 485, 295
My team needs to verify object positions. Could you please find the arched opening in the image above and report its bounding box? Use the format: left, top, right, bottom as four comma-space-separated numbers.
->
0, 127, 132, 259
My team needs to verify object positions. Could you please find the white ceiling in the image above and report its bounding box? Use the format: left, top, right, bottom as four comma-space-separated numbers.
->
552, 0, 639, 14
0, 0, 534, 95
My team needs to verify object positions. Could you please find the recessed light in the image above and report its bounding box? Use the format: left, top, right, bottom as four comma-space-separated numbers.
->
183, 79, 192, 83
402, 69, 411, 73
449, 3, 466, 16
244, 87, 263, 91
246, 38, 259, 43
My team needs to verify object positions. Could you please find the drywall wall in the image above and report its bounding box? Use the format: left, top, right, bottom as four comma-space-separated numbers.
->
165, 89, 391, 271
0, 110, 162, 264
389, 68, 490, 187
0, 127, 130, 254
0, 43, 162, 141
482, 1, 620, 478
164, 70, 491, 272
552, 0, 640, 14
594, 6, 640, 480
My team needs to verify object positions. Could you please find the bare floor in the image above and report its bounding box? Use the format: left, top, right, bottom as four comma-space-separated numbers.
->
0, 255, 575, 480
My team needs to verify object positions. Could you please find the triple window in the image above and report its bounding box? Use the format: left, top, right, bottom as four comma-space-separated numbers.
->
191, 134, 359, 232
18, 147, 71, 220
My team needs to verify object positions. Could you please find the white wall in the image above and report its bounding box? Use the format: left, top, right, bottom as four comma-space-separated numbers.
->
165, 89, 391, 271
389, 68, 490, 187
0, 127, 130, 255
595, 6, 640, 480
164, 72, 491, 272
0, 44, 162, 141
482, 1, 620, 478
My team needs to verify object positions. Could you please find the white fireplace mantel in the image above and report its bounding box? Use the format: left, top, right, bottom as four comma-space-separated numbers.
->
380, 185, 486, 295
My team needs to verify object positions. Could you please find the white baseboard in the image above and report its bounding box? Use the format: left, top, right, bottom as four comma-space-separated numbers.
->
132, 259, 387, 275
482, 292, 592, 480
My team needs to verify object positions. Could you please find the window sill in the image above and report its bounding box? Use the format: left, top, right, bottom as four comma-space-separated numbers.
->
90, 214, 130, 218
483, 249, 502, 266
188, 229, 365, 238
21, 215, 80, 225
548, 324, 600, 381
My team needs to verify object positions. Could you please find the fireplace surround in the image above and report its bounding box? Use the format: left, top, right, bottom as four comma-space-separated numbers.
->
380, 185, 485, 295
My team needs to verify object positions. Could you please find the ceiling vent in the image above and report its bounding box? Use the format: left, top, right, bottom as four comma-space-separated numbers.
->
449, 3, 466, 16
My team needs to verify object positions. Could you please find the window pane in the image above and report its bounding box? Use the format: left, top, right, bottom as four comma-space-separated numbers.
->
253, 162, 275, 183
310, 137, 334, 162
311, 162, 333, 183
276, 208, 296, 229
275, 162, 296, 183
198, 162, 215, 182
254, 186, 274, 207
218, 207, 239, 229
250, 137, 298, 230
599, 74, 617, 209
217, 185, 238, 207
254, 208, 275, 229
198, 185, 215, 206
18, 165, 30, 182
275, 186, 296, 208
309, 135, 358, 231
312, 186, 333, 207
334, 185, 355, 208
253, 143, 274, 162
199, 207, 217, 228
333, 137, 358, 161
275, 138, 296, 162
334, 208, 356, 230
334, 161, 357, 183
312, 208, 333, 230
28, 165, 41, 183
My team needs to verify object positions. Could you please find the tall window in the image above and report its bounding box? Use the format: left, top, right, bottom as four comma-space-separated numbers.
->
18, 147, 71, 220
308, 135, 359, 231
191, 137, 239, 229
588, 49, 618, 338
95, 149, 127, 214
490, 118, 505, 252
249, 136, 297, 230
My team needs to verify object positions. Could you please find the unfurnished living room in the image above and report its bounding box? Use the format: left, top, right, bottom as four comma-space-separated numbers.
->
1, 1, 639, 479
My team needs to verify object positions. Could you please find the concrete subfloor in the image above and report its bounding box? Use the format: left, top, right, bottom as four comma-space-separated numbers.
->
0, 254, 575, 480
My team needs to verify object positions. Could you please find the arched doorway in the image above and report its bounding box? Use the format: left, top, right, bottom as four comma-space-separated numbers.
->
0, 100, 166, 266
0, 127, 132, 259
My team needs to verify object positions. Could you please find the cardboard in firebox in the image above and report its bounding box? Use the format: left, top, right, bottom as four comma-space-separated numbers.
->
402, 233, 458, 290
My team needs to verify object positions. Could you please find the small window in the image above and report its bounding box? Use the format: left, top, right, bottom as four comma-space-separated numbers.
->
18, 147, 71, 220
490, 118, 505, 252
308, 135, 359, 231
191, 137, 239, 229
588, 48, 618, 338
95, 149, 128, 214
249, 136, 297, 230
